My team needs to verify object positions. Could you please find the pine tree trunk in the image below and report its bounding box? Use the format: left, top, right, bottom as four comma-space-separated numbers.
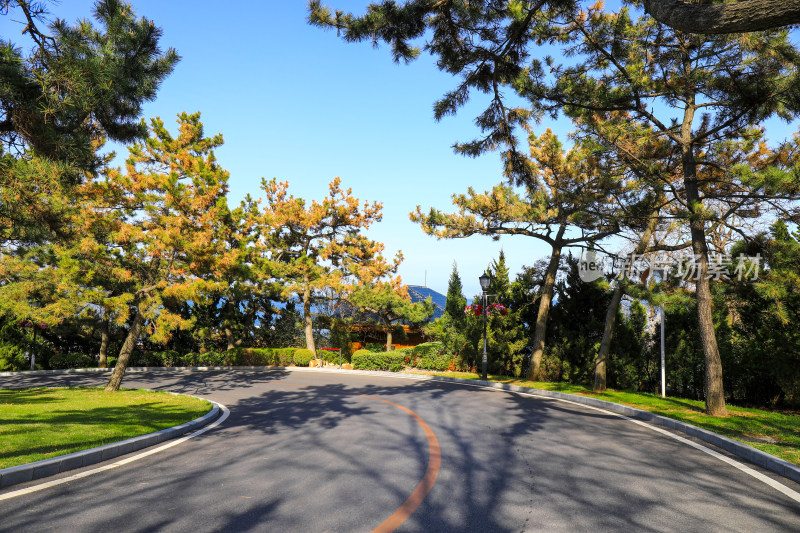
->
593, 212, 659, 392
593, 281, 624, 392
224, 300, 240, 351
303, 276, 316, 354
225, 327, 236, 351
105, 307, 145, 392
683, 143, 727, 416
386, 325, 393, 352
98, 321, 110, 369
526, 224, 567, 381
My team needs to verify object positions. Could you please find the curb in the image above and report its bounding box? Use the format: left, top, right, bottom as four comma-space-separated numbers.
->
2, 365, 799, 486
0, 397, 221, 490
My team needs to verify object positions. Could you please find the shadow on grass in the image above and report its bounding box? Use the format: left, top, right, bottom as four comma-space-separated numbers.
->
0, 389, 63, 405
0, 399, 209, 465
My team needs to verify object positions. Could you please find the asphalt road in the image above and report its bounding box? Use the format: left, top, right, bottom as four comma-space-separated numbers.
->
1, 369, 799, 532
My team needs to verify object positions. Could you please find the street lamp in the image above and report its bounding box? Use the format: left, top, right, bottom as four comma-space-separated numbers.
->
479, 273, 491, 380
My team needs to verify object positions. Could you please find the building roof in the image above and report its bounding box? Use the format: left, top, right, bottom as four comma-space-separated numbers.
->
406, 285, 446, 320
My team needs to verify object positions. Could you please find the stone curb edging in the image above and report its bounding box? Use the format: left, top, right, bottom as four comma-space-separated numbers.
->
0, 397, 221, 490
2, 365, 799, 486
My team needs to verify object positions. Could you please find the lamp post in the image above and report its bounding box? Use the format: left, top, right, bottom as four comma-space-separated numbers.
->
479, 273, 491, 380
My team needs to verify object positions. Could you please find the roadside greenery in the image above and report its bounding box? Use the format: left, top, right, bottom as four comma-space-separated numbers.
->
0, 388, 211, 469
3, 347, 319, 370
0, 0, 798, 421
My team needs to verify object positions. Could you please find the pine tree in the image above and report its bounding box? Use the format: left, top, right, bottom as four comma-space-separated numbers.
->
254, 177, 400, 354
489, 251, 516, 302
0, 0, 179, 243
529, 4, 800, 414
1, 113, 232, 389
727, 222, 800, 405
412, 130, 623, 380
424, 262, 473, 367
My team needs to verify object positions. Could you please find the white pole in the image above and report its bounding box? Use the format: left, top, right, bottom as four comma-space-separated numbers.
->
660, 306, 666, 398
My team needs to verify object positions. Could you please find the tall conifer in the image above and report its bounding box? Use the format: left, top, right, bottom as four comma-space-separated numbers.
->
444, 262, 467, 321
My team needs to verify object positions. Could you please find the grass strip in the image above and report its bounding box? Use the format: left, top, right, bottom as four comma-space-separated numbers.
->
0, 387, 212, 469
402, 369, 800, 467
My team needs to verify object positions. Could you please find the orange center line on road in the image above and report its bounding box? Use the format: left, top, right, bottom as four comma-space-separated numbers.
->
254, 383, 442, 530
359, 395, 442, 533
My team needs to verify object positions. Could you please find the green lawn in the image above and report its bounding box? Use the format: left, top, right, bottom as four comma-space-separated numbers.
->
0, 387, 212, 469
403, 370, 800, 467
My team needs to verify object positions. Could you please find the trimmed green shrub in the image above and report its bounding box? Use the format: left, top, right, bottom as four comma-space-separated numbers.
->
49, 352, 95, 369
140, 351, 161, 367
415, 353, 452, 371
391, 346, 414, 365
252, 348, 276, 366
181, 352, 201, 366
232, 347, 272, 366
144, 350, 180, 367
364, 343, 385, 352
260, 348, 280, 365
196, 351, 225, 366
128, 350, 148, 367
412, 342, 445, 358
293, 348, 315, 367
0, 344, 26, 371
164, 350, 181, 366
276, 348, 294, 366
217, 347, 304, 366
352, 350, 406, 372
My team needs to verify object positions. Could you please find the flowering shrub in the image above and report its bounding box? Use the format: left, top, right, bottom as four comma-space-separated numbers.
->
464, 303, 509, 316
488, 304, 509, 315
465, 304, 482, 316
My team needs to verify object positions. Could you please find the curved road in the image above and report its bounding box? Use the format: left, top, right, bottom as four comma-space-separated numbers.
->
1, 369, 799, 532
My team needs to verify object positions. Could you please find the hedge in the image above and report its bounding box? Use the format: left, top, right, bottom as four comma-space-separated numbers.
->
411, 342, 444, 358
415, 353, 452, 371
352, 350, 406, 372
49, 352, 95, 370
8, 345, 455, 372
45, 348, 307, 370
408, 342, 452, 371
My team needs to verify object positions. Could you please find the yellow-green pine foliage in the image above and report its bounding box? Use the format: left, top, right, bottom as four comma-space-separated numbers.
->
253, 177, 401, 351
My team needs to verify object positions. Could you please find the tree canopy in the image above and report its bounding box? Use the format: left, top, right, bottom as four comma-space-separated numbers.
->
253, 177, 400, 353
1, 0, 178, 244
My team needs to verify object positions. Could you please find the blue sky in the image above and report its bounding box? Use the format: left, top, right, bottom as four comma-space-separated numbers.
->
2, 1, 797, 297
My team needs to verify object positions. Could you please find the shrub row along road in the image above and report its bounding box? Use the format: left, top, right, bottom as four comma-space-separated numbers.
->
1, 369, 799, 532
